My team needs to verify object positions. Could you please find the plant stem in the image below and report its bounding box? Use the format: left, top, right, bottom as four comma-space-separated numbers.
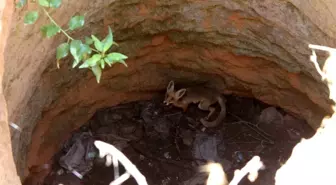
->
43, 8, 74, 40
43, 8, 99, 53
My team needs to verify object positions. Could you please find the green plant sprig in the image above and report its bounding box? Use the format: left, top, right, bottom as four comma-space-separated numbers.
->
16, 0, 128, 83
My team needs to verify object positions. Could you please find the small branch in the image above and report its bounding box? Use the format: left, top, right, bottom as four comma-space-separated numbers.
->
42, 8, 100, 53
110, 173, 131, 185
308, 44, 336, 53
94, 140, 148, 185
201, 163, 228, 185
42, 8, 74, 41
226, 131, 247, 142
113, 155, 120, 179
308, 45, 326, 79
229, 156, 264, 185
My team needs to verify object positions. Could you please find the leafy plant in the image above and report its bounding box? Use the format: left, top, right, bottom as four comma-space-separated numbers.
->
16, 0, 128, 83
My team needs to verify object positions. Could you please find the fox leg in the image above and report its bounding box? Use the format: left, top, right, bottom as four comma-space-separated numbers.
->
173, 101, 188, 112
198, 101, 216, 120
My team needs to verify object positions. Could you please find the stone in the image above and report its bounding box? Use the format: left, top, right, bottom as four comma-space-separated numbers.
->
50, 173, 82, 185
119, 121, 137, 135
153, 117, 171, 139
259, 107, 284, 125
181, 129, 194, 146
192, 133, 220, 162
111, 113, 123, 121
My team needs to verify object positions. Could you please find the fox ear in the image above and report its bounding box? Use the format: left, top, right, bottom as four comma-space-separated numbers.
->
167, 81, 175, 93
175, 89, 186, 99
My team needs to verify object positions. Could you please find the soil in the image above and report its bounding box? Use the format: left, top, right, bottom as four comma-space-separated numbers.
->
43, 94, 315, 185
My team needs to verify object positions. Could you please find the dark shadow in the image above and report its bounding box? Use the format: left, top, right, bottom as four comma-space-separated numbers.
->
41, 88, 319, 185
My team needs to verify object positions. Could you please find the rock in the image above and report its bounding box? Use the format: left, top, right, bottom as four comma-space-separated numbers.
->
141, 102, 157, 125
122, 110, 135, 120
232, 151, 254, 165
98, 111, 122, 126
164, 152, 171, 159
111, 113, 123, 121
95, 126, 116, 135
181, 129, 194, 146
111, 140, 129, 151
283, 114, 306, 130
59, 132, 95, 177
220, 158, 232, 172
182, 173, 207, 185
286, 128, 301, 140
161, 177, 172, 185
259, 107, 283, 125
119, 120, 137, 135
153, 117, 171, 139
88, 120, 100, 132
192, 133, 220, 162
119, 119, 143, 140
51, 173, 82, 185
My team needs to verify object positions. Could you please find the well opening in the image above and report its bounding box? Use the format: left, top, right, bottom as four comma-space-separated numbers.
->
1, 0, 336, 185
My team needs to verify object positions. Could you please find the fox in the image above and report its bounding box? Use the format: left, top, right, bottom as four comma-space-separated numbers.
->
163, 80, 226, 127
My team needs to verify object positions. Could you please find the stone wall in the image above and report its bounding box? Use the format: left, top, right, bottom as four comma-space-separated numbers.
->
0, 0, 23, 184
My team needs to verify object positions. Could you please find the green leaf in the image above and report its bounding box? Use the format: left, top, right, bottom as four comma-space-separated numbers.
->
105, 52, 128, 62
49, 0, 62, 8
91, 65, 102, 83
70, 40, 92, 67
77, 44, 92, 65
100, 59, 105, 69
117, 60, 128, 67
84, 54, 102, 67
104, 53, 128, 67
38, 0, 61, 8
40, 23, 60, 38
78, 62, 89, 68
68, 15, 84, 31
91, 35, 103, 52
24, 11, 39, 25
16, 0, 27, 8
56, 43, 69, 60
72, 60, 80, 68
38, 0, 49, 7
79, 44, 92, 56
104, 58, 112, 67
101, 27, 114, 53
70, 40, 82, 62
85, 36, 93, 45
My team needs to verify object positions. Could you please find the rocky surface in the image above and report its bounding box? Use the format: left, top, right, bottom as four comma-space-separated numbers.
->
1, 0, 336, 182
0, 0, 23, 184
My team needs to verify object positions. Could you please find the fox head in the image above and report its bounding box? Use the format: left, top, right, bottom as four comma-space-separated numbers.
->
163, 81, 187, 105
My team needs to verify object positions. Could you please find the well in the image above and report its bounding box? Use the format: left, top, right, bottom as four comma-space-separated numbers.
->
0, 0, 336, 184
